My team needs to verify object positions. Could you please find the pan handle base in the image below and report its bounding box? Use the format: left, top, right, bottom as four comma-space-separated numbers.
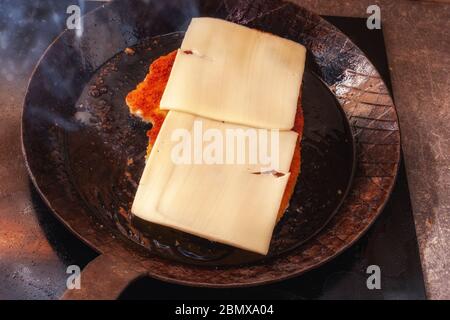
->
61, 254, 147, 300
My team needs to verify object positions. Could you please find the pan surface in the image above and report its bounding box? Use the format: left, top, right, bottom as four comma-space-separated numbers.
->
69, 32, 354, 266
22, 0, 400, 286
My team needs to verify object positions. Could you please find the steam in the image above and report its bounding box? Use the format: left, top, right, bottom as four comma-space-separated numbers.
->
0, 1, 96, 84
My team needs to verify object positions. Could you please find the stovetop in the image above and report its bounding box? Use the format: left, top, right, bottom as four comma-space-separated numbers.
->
0, 1, 426, 300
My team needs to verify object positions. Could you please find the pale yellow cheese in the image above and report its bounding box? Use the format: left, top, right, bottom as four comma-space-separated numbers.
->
159, 17, 306, 130
132, 111, 298, 255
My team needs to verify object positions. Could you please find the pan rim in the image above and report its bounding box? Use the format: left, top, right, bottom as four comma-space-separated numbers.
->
21, 0, 400, 288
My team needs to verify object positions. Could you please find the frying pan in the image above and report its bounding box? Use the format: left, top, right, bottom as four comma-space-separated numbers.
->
21, 0, 400, 299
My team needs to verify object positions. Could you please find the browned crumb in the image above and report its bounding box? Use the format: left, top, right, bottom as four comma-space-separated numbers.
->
124, 47, 135, 55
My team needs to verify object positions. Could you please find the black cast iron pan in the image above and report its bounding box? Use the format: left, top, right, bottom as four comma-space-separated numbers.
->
21, 0, 400, 299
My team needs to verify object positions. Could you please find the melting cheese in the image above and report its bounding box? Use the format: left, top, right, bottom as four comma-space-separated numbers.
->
132, 111, 298, 255
160, 18, 306, 130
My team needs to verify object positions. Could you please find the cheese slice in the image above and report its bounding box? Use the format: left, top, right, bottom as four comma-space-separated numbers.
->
159, 18, 306, 130
132, 111, 298, 255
